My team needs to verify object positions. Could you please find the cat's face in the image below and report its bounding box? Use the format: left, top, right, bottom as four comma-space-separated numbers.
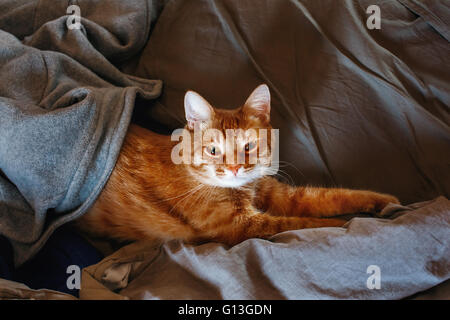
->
184, 84, 276, 188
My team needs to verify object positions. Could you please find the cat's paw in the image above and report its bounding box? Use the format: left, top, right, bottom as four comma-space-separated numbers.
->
360, 192, 400, 214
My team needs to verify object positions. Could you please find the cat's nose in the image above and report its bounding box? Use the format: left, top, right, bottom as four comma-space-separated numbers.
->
227, 164, 242, 176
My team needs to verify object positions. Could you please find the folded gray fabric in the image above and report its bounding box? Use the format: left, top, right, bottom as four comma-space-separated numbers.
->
81, 197, 450, 300
0, 0, 162, 266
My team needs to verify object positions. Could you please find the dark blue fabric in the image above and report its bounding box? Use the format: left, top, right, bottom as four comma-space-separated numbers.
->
0, 228, 103, 298
0, 235, 13, 280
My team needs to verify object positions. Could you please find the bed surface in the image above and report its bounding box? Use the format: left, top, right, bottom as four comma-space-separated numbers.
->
0, 0, 449, 299
78, 198, 450, 300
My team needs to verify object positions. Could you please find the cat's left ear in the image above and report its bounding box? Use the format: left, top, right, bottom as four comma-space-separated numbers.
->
243, 84, 271, 123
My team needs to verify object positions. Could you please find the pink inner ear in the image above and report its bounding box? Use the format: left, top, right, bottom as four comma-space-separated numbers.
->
184, 91, 214, 124
244, 85, 271, 121
248, 101, 270, 114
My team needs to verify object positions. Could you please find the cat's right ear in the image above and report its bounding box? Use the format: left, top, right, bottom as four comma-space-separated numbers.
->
184, 91, 214, 130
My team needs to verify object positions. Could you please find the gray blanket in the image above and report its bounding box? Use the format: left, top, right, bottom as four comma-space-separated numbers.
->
0, 0, 162, 266
80, 197, 450, 300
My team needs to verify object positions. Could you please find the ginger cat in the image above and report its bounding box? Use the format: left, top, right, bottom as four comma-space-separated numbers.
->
76, 84, 399, 246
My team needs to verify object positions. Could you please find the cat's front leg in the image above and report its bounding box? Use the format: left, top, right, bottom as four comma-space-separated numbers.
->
311, 188, 400, 216
254, 177, 400, 218
206, 210, 346, 246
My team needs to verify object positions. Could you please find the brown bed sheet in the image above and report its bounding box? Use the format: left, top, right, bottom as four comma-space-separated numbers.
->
130, 0, 450, 205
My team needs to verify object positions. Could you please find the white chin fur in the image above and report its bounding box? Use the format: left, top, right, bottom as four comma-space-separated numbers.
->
198, 165, 268, 188
211, 177, 252, 188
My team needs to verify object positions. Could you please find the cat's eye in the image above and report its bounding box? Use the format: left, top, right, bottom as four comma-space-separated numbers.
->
244, 141, 257, 153
205, 145, 221, 157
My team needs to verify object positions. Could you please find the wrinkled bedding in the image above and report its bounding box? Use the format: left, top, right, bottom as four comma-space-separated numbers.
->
79, 198, 450, 300
132, 0, 450, 205
0, 0, 449, 299
0, 0, 162, 266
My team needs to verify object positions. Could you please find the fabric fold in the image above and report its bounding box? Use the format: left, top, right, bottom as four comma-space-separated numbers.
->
0, 0, 163, 266
80, 197, 450, 300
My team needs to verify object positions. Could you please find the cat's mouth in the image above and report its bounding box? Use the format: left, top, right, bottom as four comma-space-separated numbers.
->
191, 165, 269, 188
209, 175, 254, 188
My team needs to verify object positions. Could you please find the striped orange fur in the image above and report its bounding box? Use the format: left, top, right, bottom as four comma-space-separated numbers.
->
75, 85, 399, 246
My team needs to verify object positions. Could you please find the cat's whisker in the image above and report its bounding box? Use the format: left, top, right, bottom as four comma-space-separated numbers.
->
265, 167, 296, 186
168, 182, 218, 215
168, 184, 206, 215
271, 160, 305, 178
192, 186, 214, 210
279, 170, 296, 185
160, 182, 204, 203
188, 184, 207, 206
